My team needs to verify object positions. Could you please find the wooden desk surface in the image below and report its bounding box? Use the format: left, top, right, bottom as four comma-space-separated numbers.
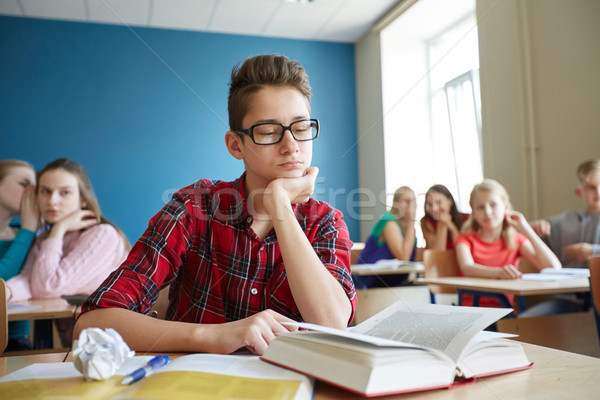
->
4, 343, 600, 399
7, 298, 77, 321
416, 276, 590, 296
351, 262, 424, 276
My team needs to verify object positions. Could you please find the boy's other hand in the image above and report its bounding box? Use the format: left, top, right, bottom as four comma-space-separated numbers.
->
530, 219, 551, 237
563, 243, 593, 262
207, 309, 298, 356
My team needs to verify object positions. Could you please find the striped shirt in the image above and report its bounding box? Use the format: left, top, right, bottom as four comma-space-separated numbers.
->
81, 174, 356, 324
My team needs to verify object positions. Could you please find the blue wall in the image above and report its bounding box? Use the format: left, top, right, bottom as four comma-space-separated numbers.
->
1, 16, 359, 243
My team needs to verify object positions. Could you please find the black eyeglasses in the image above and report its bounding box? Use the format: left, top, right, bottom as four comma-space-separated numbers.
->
234, 119, 319, 145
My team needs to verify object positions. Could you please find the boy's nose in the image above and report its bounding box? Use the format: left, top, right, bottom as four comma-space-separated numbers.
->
279, 129, 299, 152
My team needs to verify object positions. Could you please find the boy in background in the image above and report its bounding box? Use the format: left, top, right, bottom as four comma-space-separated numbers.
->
521, 159, 600, 317
74, 54, 356, 355
531, 159, 600, 269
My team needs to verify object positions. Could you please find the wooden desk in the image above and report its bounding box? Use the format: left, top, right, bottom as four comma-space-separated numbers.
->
7, 298, 77, 350
416, 276, 590, 296
8, 298, 77, 321
3, 343, 600, 399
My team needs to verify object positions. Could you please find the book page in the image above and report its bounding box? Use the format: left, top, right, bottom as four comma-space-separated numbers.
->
352, 302, 510, 362
288, 302, 510, 363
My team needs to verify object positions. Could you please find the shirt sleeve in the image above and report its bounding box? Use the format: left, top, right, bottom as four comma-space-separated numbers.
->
82, 192, 194, 316
310, 205, 357, 322
0, 228, 35, 280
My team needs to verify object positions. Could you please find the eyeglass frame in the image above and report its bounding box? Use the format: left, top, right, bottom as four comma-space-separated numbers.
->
233, 118, 320, 145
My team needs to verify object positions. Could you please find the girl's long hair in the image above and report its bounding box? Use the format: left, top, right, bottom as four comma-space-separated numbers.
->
461, 179, 516, 249
423, 184, 464, 230
38, 158, 130, 250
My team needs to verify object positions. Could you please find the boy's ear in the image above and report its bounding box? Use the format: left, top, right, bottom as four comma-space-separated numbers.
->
225, 131, 245, 160
575, 186, 583, 199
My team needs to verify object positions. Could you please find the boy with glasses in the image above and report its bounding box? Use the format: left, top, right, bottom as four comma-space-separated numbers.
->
75, 54, 356, 355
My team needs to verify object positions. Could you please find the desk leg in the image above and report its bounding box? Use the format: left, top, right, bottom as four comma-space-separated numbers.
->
33, 320, 53, 349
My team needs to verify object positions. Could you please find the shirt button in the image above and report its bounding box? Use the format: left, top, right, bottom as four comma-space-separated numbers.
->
250, 288, 258, 295
247, 217, 252, 224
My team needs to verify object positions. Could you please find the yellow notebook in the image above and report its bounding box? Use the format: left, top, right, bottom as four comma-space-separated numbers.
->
0, 354, 314, 400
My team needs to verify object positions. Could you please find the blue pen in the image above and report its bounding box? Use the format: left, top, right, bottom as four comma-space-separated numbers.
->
121, 355, 170, 385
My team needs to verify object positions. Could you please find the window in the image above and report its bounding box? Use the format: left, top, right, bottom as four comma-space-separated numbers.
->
380, 0, 481, 243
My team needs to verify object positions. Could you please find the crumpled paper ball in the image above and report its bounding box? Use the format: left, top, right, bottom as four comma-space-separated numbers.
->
73, 327, 135, 381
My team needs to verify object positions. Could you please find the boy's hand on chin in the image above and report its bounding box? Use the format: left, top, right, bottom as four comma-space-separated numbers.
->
267, 167, 319, 209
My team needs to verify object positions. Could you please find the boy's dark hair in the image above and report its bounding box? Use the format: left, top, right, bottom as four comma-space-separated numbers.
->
228, 54, 312, 131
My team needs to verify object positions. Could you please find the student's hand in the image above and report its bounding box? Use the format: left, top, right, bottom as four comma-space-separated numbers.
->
49, 209, 98, 239
19, 185, 40, 232
495, 265, 522, 280
438, 212, 452, 226
208, 310, 298, 355
530, 219, 551, 237
505, 210, 529, 233
263, 167, 318, 215
563, 243, 593, 262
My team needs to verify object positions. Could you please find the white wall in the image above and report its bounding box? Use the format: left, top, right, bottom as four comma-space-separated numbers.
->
355, 31, 387, 240
477, 0, 600, 218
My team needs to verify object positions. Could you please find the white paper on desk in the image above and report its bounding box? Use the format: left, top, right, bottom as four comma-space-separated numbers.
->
0, 358, 146, 383
0, 363, 80, 382
352, 259, 424, 271
522, 273, 583, 281
6, 303, 43, 314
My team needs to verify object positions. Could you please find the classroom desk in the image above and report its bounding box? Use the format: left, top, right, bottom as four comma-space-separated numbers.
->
7, 298, 78, 350
3, 343, 600, 399
415, 276, 590, 296
8, 298, 77, 322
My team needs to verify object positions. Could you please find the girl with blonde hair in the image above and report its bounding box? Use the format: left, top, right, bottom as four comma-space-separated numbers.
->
0, 159, 38, 350
455, 179, 561, 308
355, 186, 417, 288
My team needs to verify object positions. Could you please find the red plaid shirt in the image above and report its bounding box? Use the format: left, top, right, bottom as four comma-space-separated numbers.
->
81, 174, 356, 324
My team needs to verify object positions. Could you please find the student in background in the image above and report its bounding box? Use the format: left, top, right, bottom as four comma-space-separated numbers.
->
455, 179, 561, 308
520, 159, 600, 317
420, 184, 467, 250
74, 54, 356, 356
0, 159, 38, 351
355, 186, 417, 287
6, 158, 129, 345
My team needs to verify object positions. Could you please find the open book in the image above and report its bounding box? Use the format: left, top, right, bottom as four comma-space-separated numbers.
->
261, 302, 531, 397
0, 354, 314, 400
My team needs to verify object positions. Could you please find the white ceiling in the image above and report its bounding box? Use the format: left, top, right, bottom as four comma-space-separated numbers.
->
0, 0, 403, 43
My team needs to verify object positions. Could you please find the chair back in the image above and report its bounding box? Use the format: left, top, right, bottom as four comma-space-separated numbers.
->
0, 279, 8, 354
423, 249, 461, 295
350, 242, 365, 265
589, 256, 600, 337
